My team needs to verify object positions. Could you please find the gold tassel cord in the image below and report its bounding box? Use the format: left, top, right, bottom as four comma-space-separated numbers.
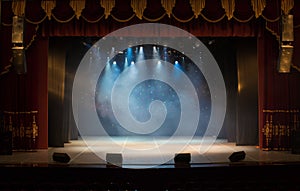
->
25, 15, 48, 25
221, 0, 235, 20
100, 0, 115, 19
69, 0, 86, 19
41, 0, 56, 20
52, 14, 76, 23
131, 0, 147, 20
261, 15, 280, 23
143, 13, 167, 22
189, 0, 205, 19
233, 15, 254, 23
24, 25, 39, 51
281, 0, 294, 15
251, 0, 266, 18
200, 13, 226, 23
161, 0, 176, 18
110, 13, 136, 22
81, 14, 105, 23
172, 14, 194, 23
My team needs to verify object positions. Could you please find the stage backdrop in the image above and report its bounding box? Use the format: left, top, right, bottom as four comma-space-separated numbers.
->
0, 0, 299, 149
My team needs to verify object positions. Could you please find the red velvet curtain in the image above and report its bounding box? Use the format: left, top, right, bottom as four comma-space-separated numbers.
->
1, 0, 299, 149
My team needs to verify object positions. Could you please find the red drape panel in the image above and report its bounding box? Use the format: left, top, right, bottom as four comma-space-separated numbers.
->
0, 3, 48, 149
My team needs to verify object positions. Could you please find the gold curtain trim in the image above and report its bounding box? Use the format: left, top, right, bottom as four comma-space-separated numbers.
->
70, 0, 85, 19
81, 14, 105, 23
171, 13, 195, 23
233, 15, 254, 23
25, 15, 48, 25
265, 23, 280, 42
100, 0, 115, 19
131, 0, 147, 20
25, 25, 39, 50
161, 0, 175, 18
52, 14, 76, 23
263, 109, 299, 113
291, 64, 300, 72
221, 0, 235, 20
189, 0, 205, 19
2, 22, 12, 27
261, 15, 280, 22
251, 0, 266, 18
200, 13, 226, 23
281, 0, 294, 15
143, 13, 167, 22
110, 13, 136, 22
295, 24, 300, 29
41, 0, 55, 20
12, 0, 26, 16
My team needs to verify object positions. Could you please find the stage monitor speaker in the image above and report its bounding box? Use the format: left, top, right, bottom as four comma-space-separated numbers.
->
278, 44, 293, 73
228, 151, 246, 162
106, 153, 123, 168
12, 15, 24, 44
174, 153, 191, 168
292, 128, 300, 154
282, 14, 294, 42
52, 152, 71, 163
0, 132, 12, 155
12, 46, 27, 74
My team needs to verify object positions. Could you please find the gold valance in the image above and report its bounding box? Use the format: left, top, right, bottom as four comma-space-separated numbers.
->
69, 0, 85, 20
131, 0, 147, 20
100, 0, 115, 19
189, 0, 205, 19
161, 0, 176, 18
8, 0, 295, 24
221, 0, 235, 20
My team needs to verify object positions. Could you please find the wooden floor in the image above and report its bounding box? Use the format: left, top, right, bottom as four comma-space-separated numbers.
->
1, 137, 300, 190
1, 136, 300, 168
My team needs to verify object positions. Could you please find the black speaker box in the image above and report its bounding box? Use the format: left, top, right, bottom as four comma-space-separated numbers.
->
52, 152, 71, 163
228, 151, 246, 162
0, 132, 12, 155
292, 128, 300, 154
174, 153, 191, 168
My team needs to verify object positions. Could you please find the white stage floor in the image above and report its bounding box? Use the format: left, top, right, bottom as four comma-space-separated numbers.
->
1, 136, 300, 168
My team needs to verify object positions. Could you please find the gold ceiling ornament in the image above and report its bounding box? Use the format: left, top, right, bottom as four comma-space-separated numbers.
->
41, 0, 56, 20
221, 0, 235, 20
69, 0, 85, 19
161, 0, 176, 18
281, 0, 294, 15
100, 0, 115, 19
131, 0, 147, 20
251, 0, 266, 18
189, 0, 205, 19
12, 0, 26, 16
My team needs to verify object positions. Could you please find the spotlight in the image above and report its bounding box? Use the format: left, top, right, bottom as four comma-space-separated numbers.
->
12, 46, 27, 74
282, 14, 293, 42
278, 44, 293, 73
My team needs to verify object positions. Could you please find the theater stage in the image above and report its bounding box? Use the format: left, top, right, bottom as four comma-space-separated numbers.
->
1, 136, 300, 168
